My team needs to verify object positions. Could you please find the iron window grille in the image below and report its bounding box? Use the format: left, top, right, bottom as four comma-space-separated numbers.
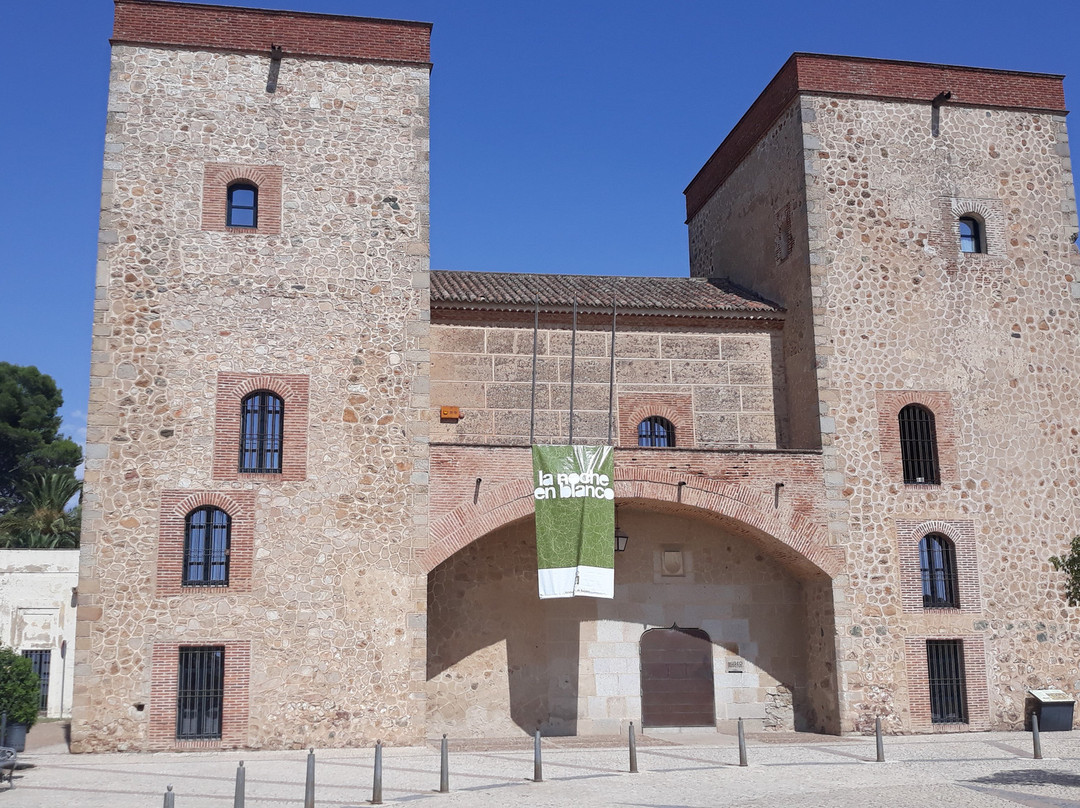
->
920, 533, 958, 608
227, 182, 258, 228
21, 650, 51, 712
239, 391, 283, 473
926, 639, 968, 724
176, 646, 225, 740
898, 404, 940, 484
638, 416, 675, 448
183, 506, 230, 586
958, 216, 983, 254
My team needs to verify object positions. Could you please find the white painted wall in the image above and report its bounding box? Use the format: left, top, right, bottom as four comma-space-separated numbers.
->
0, 550, 79, 719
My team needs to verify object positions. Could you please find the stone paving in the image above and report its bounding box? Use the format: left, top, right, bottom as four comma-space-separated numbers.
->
5, 729, 1080, 807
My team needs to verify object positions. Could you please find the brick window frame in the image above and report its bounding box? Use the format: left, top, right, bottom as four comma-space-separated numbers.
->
932, 197, 1006, 274
897, 520, 980, 613
148, 640, 251, 750
618, 393, 694, 449
213, 373, 309, 482
201, 164, 282, 235
904, 635, 989, 731
877, 391, 956, 488
157, 490, 255, 596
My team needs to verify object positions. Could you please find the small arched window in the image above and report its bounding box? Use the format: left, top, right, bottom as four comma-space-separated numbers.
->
227, 182, 258, 228
920, 533, 958, 608
638, 416, 675, 448
958, 216, 984, 254
898, 404, 940, 484
184, 507, 230, 586
239, 391, 283, 473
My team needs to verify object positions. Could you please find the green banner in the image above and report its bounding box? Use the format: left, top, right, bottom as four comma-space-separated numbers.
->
532, 445, 615, 599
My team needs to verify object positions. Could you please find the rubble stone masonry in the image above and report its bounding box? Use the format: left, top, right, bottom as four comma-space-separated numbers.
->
74, 1, 431, 751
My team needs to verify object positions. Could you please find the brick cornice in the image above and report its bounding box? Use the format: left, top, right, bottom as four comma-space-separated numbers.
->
113, 0, 432, 66
684, 53, 1067, 221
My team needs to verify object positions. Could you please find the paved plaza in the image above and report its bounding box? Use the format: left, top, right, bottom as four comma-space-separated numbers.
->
5, 726, 1080, 807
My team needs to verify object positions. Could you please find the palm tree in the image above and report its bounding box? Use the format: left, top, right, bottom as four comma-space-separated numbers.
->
0, 473, 82, 548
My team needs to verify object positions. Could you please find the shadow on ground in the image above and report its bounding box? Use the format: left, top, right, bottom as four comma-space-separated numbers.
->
969, 769, 1080, 788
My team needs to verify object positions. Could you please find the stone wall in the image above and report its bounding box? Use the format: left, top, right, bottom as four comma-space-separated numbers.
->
430, 319, 785, 449
687, 100, 820, 450
426, 508, 818, 736
802, 95, 1080, 732
75, 32, 431, 750
0, 550, 79, 719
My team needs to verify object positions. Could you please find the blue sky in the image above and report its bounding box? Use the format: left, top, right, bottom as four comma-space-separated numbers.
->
1, 0, 1078, 450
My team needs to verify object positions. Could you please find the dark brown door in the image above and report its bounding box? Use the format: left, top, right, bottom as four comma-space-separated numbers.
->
640, 627, 715, 727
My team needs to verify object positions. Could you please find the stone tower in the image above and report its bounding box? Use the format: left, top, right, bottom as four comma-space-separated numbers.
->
74, 0, 432, 751
686, 55, 1080, 731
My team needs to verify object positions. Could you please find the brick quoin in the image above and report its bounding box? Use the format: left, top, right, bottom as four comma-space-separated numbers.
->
684, 53, 1067, 220
618, 393, 694, 449
904, 635, 990, 731
202, 164, 283, 235
148, 640, 251, 750
113, 0, 431, 65
157, 489, 256, 596
213, 373, 309, 482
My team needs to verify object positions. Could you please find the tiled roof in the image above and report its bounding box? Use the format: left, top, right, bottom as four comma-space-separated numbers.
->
430, 271, 781, 317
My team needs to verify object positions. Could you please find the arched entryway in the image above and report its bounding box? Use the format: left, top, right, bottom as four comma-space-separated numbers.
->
640, 626, 715, 727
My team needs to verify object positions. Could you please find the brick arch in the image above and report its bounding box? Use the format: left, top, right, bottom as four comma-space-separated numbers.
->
420, 469, 842, 577
875, 390, 957, 485
213, 372, 309, 481
617, 393, 693, 448
201, 162, 282, 234
170, 490, 245, 519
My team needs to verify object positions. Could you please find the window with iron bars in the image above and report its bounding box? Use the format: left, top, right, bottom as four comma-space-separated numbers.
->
920, 533, 958, 608
898, 404, 940, 484
183, 507, 230, 586
638, 416, 675, 448
926, 639, 968, 724
239, 391, 283, 473
21, 650, 50, 712
176, 646, 225, 740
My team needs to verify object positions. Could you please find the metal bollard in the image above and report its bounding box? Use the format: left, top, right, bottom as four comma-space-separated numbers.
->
533, 729, 543, 782
628, 721, 638, 773
737, 717, 748, 767
1, 711, 6, 747
234, 761, 245, 808
875, 716, 885, 763
439, 734, 449, 793
304, 748, 315, 808
162, 784, 175, 808
1032, 713, 1043, 760
372, 740, 383, 805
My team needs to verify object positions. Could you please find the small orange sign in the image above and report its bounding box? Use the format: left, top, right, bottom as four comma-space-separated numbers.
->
440, 406, 461, 421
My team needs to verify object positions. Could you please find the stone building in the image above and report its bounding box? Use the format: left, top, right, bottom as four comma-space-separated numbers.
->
74, 0, 1080, 751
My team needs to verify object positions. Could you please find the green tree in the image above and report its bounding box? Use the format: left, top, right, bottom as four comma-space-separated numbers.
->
1050, 536, 1080, 606
0, 473, 82, 548
0, 363, 82, 515
0, 647, 40, 727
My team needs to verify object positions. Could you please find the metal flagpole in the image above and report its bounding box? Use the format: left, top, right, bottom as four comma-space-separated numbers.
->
568, 298, 578, 444
530, 294, 539, 445
607, 295, 617, 445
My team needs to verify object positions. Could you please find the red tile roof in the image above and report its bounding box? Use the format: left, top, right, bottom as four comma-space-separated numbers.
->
431, 271, 782, 318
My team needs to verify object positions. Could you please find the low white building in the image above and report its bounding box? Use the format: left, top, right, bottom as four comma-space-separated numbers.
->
0, 550, 78, 719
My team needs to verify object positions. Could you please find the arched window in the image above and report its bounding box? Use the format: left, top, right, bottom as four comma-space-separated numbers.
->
638, 416, 675, 448
958, 216, 984, 254
920, 533, 958, 608
183, 507, 230, 586
239, 391, 283, 473
227, 182, 258, 228
898, 404, 940, 484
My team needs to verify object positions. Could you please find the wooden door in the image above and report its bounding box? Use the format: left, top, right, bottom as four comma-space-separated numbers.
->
640, 626, 715, 727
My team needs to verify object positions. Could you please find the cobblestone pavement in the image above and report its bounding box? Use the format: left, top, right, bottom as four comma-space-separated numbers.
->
5, 730, 1080, 807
